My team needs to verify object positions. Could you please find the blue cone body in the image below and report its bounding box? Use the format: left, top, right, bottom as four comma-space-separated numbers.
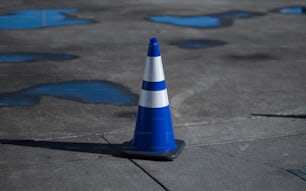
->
132, 106, 176, 152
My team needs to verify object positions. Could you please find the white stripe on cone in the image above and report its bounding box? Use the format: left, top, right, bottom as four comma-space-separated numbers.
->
143, 56, 165, 82
139, 89, 169, 108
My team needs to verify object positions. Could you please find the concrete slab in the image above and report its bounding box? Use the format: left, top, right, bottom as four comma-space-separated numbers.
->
206, 134, 306, 169
130, 146, 306, 191
105, 122, 306, 190
0, 99, 136, 139
0, 135, 163, 191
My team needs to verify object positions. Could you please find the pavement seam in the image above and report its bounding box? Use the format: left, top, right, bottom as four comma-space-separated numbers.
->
99, 135, 169, 191
129, 159, 169, 191
38, 133, 105, 141
100, 117, 255, 136
175, 116, 251, 128
28, 116, 301, 142
100, 115, 304, 137
185, 132, 306, 148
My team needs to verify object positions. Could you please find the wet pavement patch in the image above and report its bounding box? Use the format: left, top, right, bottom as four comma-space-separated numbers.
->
277, 7, 306, 15
287, 169, 306, 181
174, 39, 226, 49
0, 8, 95, 30
0, 53, 78, 63
226, 53, 275, 61
0, 81, 138, 107
148, 10, 264, 29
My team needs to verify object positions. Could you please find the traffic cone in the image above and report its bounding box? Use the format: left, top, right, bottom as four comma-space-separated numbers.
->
121, 37, 185, 161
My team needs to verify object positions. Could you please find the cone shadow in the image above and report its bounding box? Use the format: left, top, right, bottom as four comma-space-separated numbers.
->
0, 138, 185, 161
0, 139, 122, 156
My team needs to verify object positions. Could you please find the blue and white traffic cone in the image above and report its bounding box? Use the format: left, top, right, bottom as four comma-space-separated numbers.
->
121, 37, 185, 161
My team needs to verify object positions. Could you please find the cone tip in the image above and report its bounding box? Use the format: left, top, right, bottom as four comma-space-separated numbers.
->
147, 37, 160, 57
150, 37, 158, 44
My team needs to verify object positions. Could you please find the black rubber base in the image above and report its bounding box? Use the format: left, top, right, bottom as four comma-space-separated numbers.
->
119, 139, 185, 161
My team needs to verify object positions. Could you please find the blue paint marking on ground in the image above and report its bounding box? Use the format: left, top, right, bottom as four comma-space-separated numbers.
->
0, 53, 78, 63
0, 8, 94, 30
0, 81, 138, 107
287, 169, 306, 181
148, 10, 264, 28
279, 7, 306, 15
175, 40, 226, 49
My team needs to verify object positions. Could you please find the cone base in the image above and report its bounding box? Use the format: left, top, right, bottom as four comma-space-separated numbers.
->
120, 139, 185, 161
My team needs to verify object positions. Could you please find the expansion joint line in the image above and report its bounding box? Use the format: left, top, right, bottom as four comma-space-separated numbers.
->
99, 135, 169, 191
129, 159, 169, 191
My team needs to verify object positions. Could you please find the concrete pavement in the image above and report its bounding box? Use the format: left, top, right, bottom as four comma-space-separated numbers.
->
0, 0, 306, 190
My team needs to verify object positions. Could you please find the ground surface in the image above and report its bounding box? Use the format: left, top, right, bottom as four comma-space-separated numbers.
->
0, 0, 306, 190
